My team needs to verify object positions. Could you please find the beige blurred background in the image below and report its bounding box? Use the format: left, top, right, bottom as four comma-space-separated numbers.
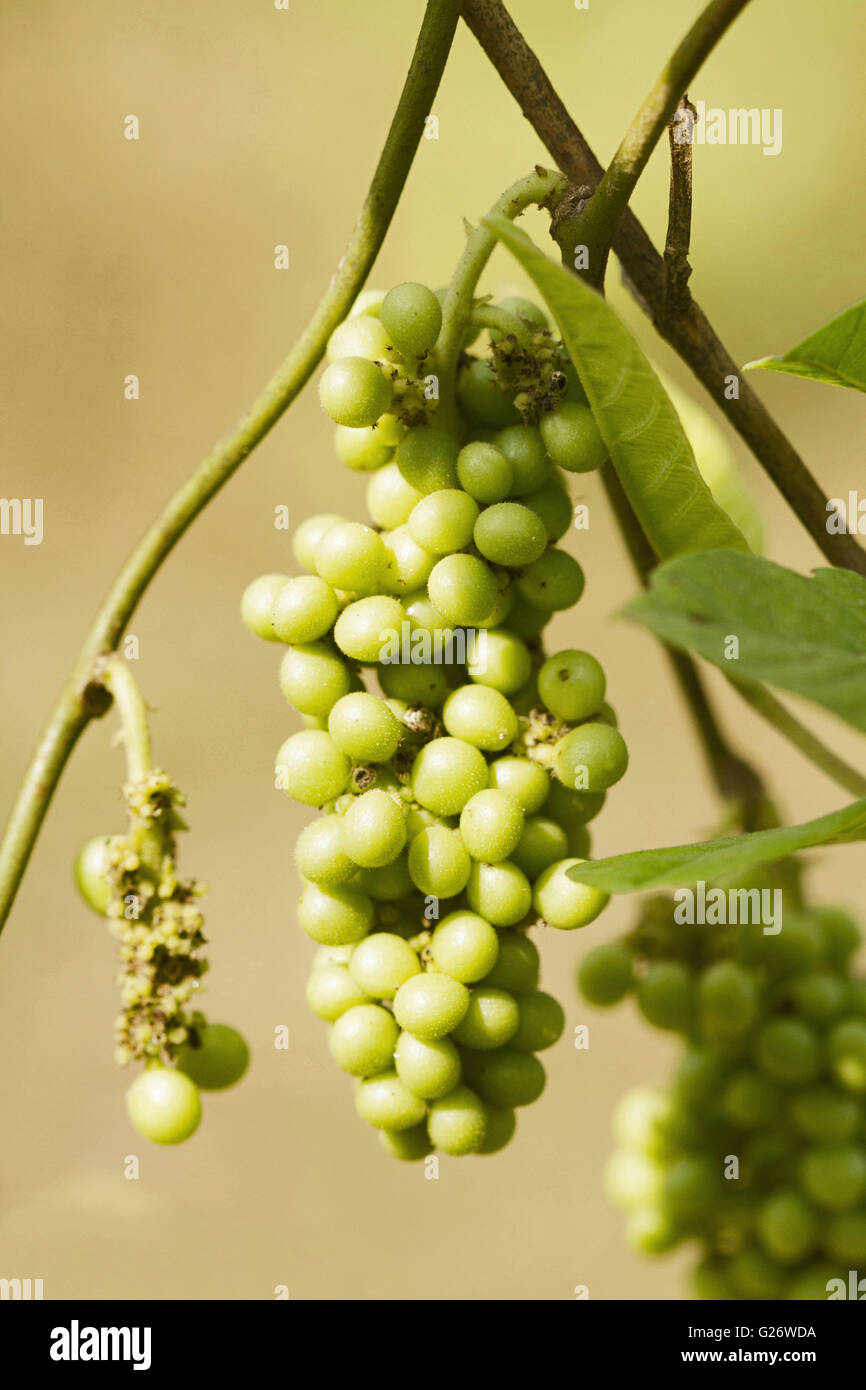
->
1, 0, 864, 1301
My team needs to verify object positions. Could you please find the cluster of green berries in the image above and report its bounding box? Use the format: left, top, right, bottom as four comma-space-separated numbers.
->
242, 283, 630, 1159
579, 892, 866, 1299
74, 772, 249, 1145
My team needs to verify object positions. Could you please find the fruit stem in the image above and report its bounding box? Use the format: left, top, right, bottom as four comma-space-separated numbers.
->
101, 657, 152, 784
0, 0, 462, 935
436, 166, 567, 421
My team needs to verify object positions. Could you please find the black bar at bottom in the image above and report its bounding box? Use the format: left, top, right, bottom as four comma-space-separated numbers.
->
2, 1297, 860, 1374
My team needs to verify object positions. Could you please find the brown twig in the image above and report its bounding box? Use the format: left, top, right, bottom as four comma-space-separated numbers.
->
461, 0, 866, 578
664, 96, 697, 316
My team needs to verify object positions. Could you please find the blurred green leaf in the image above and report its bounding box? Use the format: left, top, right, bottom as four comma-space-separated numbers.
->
623, 550, 866, 732
482, 215, 749, 559
745, 298, 866, 391
567, 799, 866, 892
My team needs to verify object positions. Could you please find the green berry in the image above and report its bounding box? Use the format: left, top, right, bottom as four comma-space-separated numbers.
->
295, 817, 356, 887
477, 1104, 517, 1154
466, 628, 531, 695
522, 479, 573, 543
394, 1031, 461, 1099
297, 881, 374, 946
328, 692, 402, 762
411, 737, 489, 817
292, 514, 344, 571
395, 427, 459, 495
275, 731, 350, 806
329, 1003, 400, 1077
380, 282, 442, 358
408, 489, 479, 554
241, 573, 291, 641
539, 402, 607, 473
427, 1085, 488, 1155
407, 824, 472, 898
306, 961, 370, 1022
488, 756, 550, 814
467, 859, 532, 927
828, 1018, 866, 1091
482, 931, 539, 995
427, 553, 499, 626
342, 790, 407, 868
510, 991, 565, 1051
315, 520, 386, 594
176, 1024, 249, 1091
533, 858, 609, 930
473, 502, 547, 567
493, 425, 551, 495
456, 441, 513, 503
443, 685, 518, 752
756, 1190, 818, 1263
333, 595, 406, 663
355, 1071, 427, 1130
272, 576, 339, 644
279, 642, 352, 718
452, 987, 520, 1050
555, 722, 629, 792
463, 1047, 545, 1107
430, 911, 500, 983
379, 1124, 433, 1162
756, 1018, 820, 1086
538, 650, 606, 723
516, 548, 585, 610
637, 961, 694, 1032
457, 359, 520, 427
459, 789, 524, 862
74, 835, 115, 915
349, 932, 421, 1000
319, 356, 392, 427
366, 462, 425, 529
578, 942, 634, 1006
126, 1067, 202, 1145
800, 1144, 866, 1212
509, 816, 567, 880
393, 973, 470, 1039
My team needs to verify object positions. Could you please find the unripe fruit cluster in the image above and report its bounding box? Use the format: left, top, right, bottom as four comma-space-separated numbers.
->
74, 807, 250, 1146
242, 285, 629, 1158
579, 897, 866, 1298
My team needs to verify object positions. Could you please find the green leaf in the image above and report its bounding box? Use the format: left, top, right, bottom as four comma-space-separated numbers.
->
481, 214, 749, 560
567, 799, 866, 893
623, 550, 866, 733
745, 298, 866, 392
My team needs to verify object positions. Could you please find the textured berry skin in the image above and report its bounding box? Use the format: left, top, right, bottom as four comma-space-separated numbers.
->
126, 1067, 202, 1145
318, 356, 392, 428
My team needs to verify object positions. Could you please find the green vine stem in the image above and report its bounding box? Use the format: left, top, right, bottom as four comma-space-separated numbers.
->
101, 657, 152, 784
731, 681, 866, 800
468, 303, 535, 344
437, 166, 566, 413
561, 0, 752, 284
0, 0, 461, 936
